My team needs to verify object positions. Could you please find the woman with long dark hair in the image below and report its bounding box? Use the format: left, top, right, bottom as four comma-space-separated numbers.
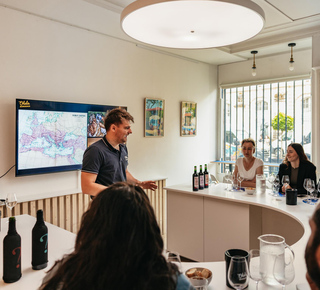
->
40, 183, 193, 290
278, 143, 316, 194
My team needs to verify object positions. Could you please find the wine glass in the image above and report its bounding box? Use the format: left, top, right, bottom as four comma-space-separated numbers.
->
166, 251, 182, 272
273, 253, 295, 289
228, 256, 249, 290
306, 179, 316, 205
249, 249, 265, 290
237, 173, 244, 190
281, 175, 290, 193
225, 174, 234, 190
5, 193, 17, 216
272, 175, 280, 196
267, 173, 275, 188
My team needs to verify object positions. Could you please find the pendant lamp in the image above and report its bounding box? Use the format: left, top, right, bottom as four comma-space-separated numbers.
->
121, 0, 265, 49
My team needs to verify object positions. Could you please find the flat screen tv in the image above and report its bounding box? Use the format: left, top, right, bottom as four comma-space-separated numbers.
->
16, 99, 125, 176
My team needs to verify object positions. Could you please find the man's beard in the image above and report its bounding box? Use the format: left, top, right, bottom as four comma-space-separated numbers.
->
305, 242, 320, 287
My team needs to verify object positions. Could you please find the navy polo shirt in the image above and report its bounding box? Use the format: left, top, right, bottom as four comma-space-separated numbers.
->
81, 136, 128, 186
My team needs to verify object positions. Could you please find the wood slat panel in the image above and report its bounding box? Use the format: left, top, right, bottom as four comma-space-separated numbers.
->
0, 180, 167, 240
52, 197, 58, 226
58, 196, 65, 229
65, 195, 71, 232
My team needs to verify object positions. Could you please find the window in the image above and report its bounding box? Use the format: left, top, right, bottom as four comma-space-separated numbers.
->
222, 79, 312, 171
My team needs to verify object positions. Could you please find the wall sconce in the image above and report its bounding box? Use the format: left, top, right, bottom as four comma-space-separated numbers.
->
251, 51, 258, 76
288, 43, 296, 71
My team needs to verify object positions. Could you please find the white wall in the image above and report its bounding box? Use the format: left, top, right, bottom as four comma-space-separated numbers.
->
219, 49, 312, 87
0, 1, 218, 200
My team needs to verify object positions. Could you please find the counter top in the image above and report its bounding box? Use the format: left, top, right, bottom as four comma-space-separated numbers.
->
165, 183, 315, 289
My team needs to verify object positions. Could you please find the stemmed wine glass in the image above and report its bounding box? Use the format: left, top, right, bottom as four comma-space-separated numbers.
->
272, 175, 280, 196
304, 179, 316, 205
237, 173, 244, 190
225, 174, 233, 190
228, 256, 249, 290
166, 251, 182, 272
249, 249, 266, 290
273, 252, 295, 289
5, 193, 17, 216
281, 175, 290, 193
267, 173, 275, 188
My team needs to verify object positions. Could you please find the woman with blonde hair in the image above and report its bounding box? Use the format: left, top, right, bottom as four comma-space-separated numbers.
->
233, 138, 264, 188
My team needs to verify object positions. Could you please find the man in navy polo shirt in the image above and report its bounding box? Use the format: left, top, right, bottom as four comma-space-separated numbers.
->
81, 108, 157, 197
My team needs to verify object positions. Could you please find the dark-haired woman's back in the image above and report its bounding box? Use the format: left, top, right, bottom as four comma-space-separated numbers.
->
39, 183, 194, 290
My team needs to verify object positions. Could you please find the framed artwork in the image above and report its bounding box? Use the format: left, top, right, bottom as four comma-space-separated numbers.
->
181, 101, 197, 136
144, 98, 165, 137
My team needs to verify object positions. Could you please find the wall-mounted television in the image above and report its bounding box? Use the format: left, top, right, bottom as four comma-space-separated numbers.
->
16, 99, 126, 176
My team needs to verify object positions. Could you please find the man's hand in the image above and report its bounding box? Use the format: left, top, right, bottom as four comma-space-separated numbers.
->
139, 181, 158, 191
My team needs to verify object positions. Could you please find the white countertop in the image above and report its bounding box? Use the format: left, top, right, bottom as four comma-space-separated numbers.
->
166, 183, 315, 290
0, 215, 76, 289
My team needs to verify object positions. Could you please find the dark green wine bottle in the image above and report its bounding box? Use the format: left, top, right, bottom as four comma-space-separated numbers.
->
193, 166, 199, 191
199, 165, 204, 190
32, 210, 48, 270
3, 216, 22, 283
204, 164, 209, 188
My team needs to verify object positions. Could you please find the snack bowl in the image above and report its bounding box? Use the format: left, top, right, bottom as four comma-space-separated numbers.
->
185, 267, 212, 285
245, 187, 255, 195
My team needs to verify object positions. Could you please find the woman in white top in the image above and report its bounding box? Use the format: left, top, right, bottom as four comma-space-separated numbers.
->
233, 138, 264, 188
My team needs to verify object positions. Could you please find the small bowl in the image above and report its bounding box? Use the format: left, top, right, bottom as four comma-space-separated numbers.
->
185, 267, 212, 285
245, 187, 255, 195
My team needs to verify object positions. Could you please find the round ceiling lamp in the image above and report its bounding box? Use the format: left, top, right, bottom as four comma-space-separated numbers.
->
121, 0, 265, 49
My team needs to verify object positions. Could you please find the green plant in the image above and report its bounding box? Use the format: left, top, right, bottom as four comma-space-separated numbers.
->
271, 112, 294, 133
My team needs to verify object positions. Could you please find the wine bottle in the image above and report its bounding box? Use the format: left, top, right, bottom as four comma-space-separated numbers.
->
192, 166, 199, 191
204, 164, 209, 188
199, 165, 204, 190
3, 216, 22, 283
32, 210, 48, 270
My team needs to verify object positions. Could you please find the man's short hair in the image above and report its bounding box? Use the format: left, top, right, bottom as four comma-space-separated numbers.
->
104, 108, 134, 131
241, 138, 256, 147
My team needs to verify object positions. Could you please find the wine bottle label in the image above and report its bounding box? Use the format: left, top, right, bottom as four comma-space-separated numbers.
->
194, 177, 199, 188
200, 176, 204, 186
205, 175, 209, 185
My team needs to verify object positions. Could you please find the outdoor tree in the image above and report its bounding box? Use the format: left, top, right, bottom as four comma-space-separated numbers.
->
271, 113, 294, 157
271, 112, 294, 133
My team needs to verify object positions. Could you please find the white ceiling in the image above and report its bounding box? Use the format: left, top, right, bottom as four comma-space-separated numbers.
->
84, 0, 320, 65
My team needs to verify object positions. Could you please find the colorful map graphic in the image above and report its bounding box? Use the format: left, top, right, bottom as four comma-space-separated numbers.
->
18, 110, 87, 169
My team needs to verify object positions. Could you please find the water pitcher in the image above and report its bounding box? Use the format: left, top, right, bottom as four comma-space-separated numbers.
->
258, 234, 294, 286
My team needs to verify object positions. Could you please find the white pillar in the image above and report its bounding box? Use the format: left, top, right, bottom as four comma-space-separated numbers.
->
311, 33, 320, 176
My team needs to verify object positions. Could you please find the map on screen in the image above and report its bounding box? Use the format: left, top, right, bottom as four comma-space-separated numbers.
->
18, 110, 87, 170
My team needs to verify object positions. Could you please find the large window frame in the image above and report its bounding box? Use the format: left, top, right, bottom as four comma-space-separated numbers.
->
221, 78, 312, 173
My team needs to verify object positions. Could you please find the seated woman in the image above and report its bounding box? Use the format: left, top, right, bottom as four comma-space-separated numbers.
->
278, 143, 316, 194
40, 182, 193, 290
233, 138, 264, 188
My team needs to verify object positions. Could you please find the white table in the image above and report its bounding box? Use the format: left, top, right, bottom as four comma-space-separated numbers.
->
0, 215, 76, 289
166, 183, 314, 290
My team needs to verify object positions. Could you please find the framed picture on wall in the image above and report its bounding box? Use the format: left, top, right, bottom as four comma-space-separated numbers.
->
144, 98, 165, 137
181, 101, 197, 136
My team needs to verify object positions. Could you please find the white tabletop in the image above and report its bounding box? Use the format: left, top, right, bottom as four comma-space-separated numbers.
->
0, 215, 76, 289
165, 183, 315, 290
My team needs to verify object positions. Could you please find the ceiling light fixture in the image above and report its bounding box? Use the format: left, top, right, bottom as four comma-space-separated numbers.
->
288, 43, 296, 71
121, 0, 265, 49
251, 50, 258, 77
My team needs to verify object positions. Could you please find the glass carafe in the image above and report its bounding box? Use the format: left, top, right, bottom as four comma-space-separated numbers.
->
256, 174, 266, 194
258, 234, 294, 286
